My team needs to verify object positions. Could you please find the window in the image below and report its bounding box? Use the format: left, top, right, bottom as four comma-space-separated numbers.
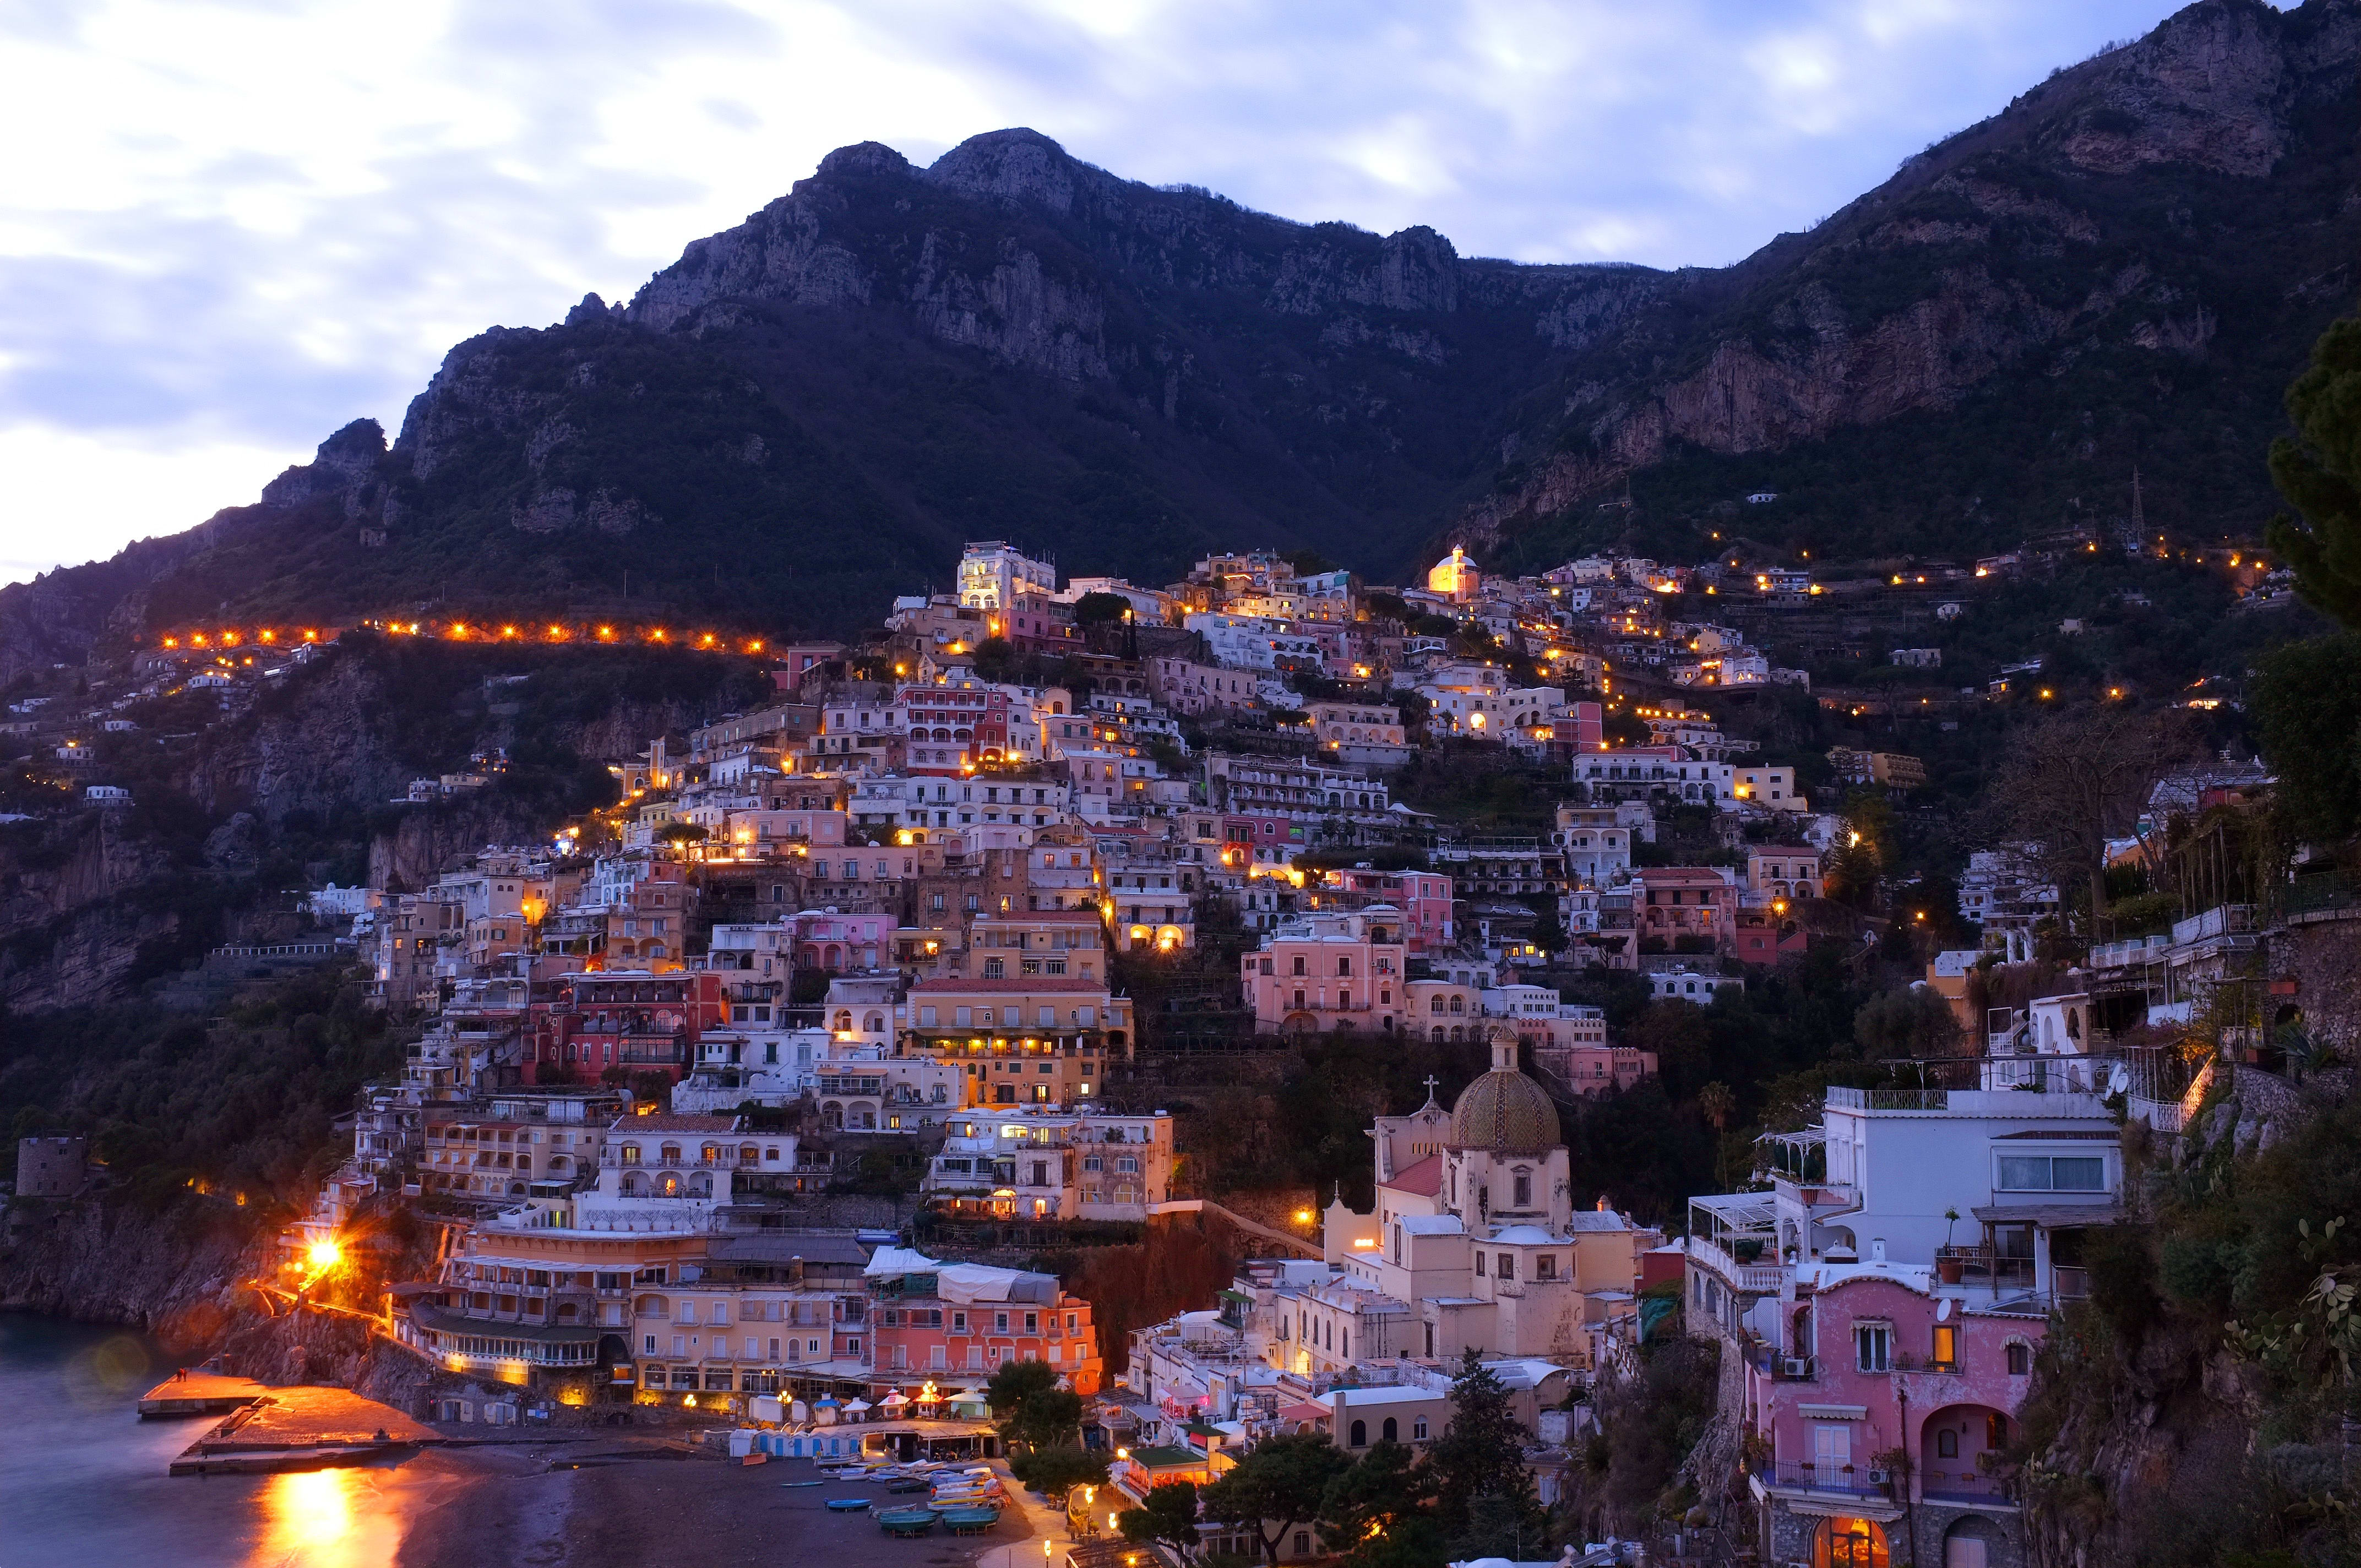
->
983, 958, 1004, 979
1513, 1170, 1531, 1207
2006, 1341, 2032, 1376
1931, 1324, 1959, 1370
1996, 1154, 2106, 1191
1497, 1253, 1514, 1281
1854, 1324, 1890, 1373
1350, 1418, 1367, 1447
1937, 1427, 1959, 1458
1412, 1417, 1428, 1440
1811, 1422, 1851, 1474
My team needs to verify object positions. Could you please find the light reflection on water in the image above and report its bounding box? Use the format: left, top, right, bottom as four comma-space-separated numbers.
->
0, 1315, 432, 1568
250, 1467, 407, 1568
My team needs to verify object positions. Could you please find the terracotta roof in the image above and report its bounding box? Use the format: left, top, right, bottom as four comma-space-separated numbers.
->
607, 1113, 740, 1133
911, 977, 1114, 993
1380, 1153, 1444, 1197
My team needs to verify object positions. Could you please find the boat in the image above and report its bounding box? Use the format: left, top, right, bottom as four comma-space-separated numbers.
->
884, 1478, 931, 1494
876, 1507, 939, 1537
824, 1497, 873, 1512
938, 1505, 1002, 1535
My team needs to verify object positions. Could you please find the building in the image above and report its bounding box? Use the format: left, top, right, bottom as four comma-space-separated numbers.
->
1241, 908, 1410, 1035
1684, 1076, 2120, 1568
900, 977, 1133, 1106
866, 1247, 1104, 1393
1427, 545, 1480, 603
1633, 867, 1739, 950
957, 542, 1056, 611
1746, 847, 1822, 901
921, 1105, 1175, 1221
1325, 1030, 1649, 1366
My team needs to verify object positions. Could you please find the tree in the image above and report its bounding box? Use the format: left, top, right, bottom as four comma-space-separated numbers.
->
1074, 591, 1131, 625
1318, 1439, 1442, 1566
2250, 631, 2361, 842
1852, 987, 1961, 1062
1011, 1444, 1110, 1502
986, 1358, 1082, 1451
1425, 1351, 1547, 1553
1199, 1431, 1353, 1563
1696, 1081, 1737, 1188
1990, 709, 2194, 937
2267, 313, 2361, 628
1119, 1479, 1201, 1560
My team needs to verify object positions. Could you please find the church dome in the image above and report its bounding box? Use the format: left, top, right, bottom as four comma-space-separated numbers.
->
1449, 1027, 1560, 1152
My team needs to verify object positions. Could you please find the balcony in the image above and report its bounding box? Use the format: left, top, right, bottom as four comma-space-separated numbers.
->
1744, 1344, 1815, 1381
1686, 1234, 1789, 1295
1750, 1458, 1891, 1501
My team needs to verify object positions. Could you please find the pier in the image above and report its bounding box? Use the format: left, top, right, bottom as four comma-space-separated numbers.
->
138, 1370, 268, 1418
167, 1386, 436, 1476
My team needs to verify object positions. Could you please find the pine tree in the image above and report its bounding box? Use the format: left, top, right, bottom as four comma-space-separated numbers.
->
2268, 314, 2361, 628
1425, 1351, 1549, 1556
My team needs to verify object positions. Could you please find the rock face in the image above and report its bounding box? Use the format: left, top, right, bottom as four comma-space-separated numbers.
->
4, 0, 2359, 656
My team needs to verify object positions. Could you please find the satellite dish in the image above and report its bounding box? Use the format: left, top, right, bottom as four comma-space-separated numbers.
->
2107, 1064, 2132, 1097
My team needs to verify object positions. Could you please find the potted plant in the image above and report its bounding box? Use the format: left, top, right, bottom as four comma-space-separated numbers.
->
1936, 1207, 1966, 1283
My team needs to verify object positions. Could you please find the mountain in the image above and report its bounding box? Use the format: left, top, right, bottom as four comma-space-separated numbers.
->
4, 0, 2360, 673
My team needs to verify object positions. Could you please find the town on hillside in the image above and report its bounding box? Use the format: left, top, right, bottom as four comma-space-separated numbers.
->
3, 526, 2339, 1568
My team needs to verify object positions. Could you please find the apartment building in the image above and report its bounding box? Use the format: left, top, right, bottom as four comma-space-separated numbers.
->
867, 1246, 1103, 1394
920, 1105, 1174, 1221
1241, 908, 1410, 1035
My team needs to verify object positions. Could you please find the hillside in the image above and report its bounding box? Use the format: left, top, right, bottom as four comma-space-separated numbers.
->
4, 0, 2359, 674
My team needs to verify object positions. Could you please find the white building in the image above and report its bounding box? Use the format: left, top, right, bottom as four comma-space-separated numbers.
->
957, 541, 1056, 610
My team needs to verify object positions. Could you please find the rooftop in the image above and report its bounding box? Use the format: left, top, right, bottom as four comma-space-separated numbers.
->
1380, 1154, 1443, 1197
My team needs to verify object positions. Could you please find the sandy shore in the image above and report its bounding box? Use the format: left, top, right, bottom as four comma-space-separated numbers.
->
393, 1441, 1049, 1568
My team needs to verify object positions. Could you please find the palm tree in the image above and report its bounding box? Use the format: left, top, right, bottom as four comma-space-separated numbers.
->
1698, 1081, 1737, 1189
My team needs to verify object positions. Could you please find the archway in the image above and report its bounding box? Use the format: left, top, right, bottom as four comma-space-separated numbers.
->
1813, 1517, 1889, 1568
1940, 1515, 2004, 1568
1920, 1403, 2010, 1501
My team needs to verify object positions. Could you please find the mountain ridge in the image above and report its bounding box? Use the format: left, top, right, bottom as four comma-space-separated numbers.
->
4, 0, 2359, 676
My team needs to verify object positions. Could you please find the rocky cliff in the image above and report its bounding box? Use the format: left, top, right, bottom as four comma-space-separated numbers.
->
3, 0, 2357, 663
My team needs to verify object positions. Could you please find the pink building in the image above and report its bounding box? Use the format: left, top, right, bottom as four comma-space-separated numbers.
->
866, 1250, 1105, 1396
1634, 865, 1738, 951
1241, 909, 1408, 1035
1532, 1040, 1656, 1097
1739, 1264, 2039, 1568
1328, 868, 1455, 952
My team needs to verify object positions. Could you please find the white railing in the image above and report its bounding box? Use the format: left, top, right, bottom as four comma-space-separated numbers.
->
1687, 1234, 1789, 1294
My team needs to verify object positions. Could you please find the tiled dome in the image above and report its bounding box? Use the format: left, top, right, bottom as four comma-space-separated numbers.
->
1448, 1027, 1561, 1152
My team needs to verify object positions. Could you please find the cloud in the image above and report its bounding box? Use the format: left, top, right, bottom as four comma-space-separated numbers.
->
0, 0, 2193, 587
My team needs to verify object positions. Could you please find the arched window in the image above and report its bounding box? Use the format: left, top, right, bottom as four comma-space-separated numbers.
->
1430, 996, 1445, 1015
1349, 1419, 1367, 1448
1431, 1026, 1445, 1043
660, 1144, 681, 1164
1448, 995, 1464, 1014
1381, 1417, 1397, 1443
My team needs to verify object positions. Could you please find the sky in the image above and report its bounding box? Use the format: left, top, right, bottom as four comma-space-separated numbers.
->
0, 0, 2203, 590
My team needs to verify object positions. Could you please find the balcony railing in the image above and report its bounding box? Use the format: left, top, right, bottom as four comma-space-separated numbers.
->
1687, 1235, 1789, 1294
1751, 1460, 1890, 1499
1919, 1469, 2019, 1505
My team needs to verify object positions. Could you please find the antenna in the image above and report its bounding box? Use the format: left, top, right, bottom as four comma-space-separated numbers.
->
2130, 467, 2144, 535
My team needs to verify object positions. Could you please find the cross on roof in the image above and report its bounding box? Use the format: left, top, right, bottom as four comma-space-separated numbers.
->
1422, 1074, 1440, 1106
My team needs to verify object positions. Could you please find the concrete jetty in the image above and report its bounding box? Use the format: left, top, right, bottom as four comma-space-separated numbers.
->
168, 1386, 437, 1477
138, 1370, 269, 1418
